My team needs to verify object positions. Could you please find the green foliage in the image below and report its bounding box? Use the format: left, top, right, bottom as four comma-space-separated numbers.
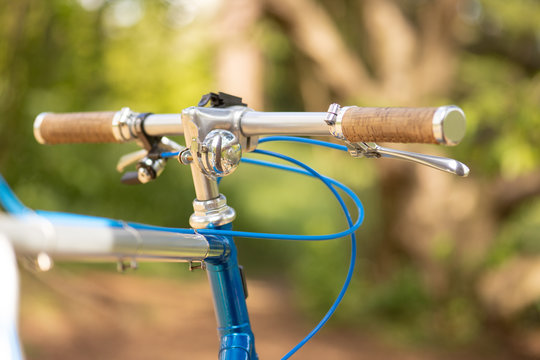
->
480, 0, 540, 36
456, 54, 540, 178
486, 198, 540, 267
257, 19, 304, 111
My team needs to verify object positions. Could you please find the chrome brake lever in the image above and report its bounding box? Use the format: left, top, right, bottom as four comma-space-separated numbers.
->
347, 142, 470, 177
326, 103, 470, 177
116, 137, 185, 172
117, 149, 147, 173
159, 137, 185, 153
116, 137, 186, 184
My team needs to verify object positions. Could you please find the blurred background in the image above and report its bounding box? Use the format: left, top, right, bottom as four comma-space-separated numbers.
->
1, 0, 539, 358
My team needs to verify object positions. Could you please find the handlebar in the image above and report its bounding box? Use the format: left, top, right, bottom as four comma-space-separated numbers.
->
340, 105, 465, 145
34, 111, 120, 144
34, 105, 466, 146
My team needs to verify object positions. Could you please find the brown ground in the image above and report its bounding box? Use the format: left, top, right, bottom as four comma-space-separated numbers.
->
18, 268, 526, 360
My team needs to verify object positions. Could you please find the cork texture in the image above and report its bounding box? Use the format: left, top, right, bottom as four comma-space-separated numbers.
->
342, 107, 437, 143
37, 112, 118, 144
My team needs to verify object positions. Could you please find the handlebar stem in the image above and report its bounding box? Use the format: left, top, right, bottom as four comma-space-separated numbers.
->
181, 106, 249, 228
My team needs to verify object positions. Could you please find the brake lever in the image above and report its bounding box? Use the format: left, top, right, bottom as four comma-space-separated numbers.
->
116, 137, 186, 184
117, 149, 147, 173
347, 142, 470, 177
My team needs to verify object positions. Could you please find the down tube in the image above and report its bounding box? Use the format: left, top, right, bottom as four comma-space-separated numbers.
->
206, 224, 257, 360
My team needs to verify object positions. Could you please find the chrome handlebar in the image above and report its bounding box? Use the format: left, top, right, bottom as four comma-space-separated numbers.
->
129, 110, 331, 138
33, 104, 469, 178
31, 100, 470, 230
111, 106, 469, 177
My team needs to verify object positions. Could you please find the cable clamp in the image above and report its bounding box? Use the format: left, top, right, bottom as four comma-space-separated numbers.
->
325, 104, 378, 158
324, 103, 340, 125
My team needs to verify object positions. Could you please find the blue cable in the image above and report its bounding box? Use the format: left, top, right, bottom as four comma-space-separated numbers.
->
128, 171, 363, 241
159, 137, 348, 159
231, 137, 360, 357
1, 137, 359, 242
152, 143, 362, 357
258, 136, 348, 152
3, 170, 362, 242
160, 151, 180, 158
154, 141, 363, 241
244, 149, 357, 359
0, 175, 33, 215
14, 139, 359, 241
159, 136, 347, 186
4, 135, 361, 358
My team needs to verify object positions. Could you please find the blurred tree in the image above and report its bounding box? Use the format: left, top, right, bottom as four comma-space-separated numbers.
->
213, 0, 540, 353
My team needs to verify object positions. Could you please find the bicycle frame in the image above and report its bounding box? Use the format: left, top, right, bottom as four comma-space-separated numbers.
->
0, 181, 257, 360
206, 226, 257, 360
1, 94, 469, 359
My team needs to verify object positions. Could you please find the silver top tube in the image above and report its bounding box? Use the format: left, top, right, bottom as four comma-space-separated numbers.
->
0, 215, 225, 263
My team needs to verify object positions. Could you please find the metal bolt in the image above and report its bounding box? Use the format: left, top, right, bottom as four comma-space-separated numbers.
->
137, 167, 153, 183
188, 261, 206, 271
178, 149, 193, 165
325, 103, 340, 125
117, 259, 138, 272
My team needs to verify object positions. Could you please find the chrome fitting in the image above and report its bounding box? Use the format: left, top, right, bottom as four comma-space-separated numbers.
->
33, 113, 48, 144
112, 107, 140, 142
189, 194, 236, 229
181, 106, 252, 201
432, 106, 467, 146
136, 157, 166, 183
325, 103, 350, 140
178, 148, 193, 165
324, 103, 340, 125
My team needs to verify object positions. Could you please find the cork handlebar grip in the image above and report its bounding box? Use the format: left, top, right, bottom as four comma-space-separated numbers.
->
341, 106, 466, 145
34, 111, 121, 144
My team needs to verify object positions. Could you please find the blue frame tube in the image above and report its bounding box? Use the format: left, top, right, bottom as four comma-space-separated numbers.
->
206, 225, 257, 360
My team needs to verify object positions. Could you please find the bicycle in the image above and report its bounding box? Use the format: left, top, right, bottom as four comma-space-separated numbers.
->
0, 92, 469, 359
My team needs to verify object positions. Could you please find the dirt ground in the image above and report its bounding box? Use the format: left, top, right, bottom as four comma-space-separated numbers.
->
18, 268, 527, 360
